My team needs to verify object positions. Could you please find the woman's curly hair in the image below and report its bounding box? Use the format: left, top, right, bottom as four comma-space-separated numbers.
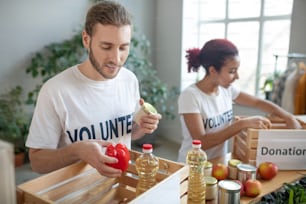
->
186, 48, 201, 72
185, 39, 238, 74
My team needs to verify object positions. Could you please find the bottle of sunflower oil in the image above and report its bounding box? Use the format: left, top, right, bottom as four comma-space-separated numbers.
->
187, 140, 207, 204
135, 143, 159, 196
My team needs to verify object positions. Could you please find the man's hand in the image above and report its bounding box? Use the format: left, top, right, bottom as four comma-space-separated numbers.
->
76, 140, 123, 177
137, 99, 162, 134
137, 113, 162, 134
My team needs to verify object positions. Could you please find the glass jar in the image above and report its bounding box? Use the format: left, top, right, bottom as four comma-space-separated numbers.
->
228, 159, 242, 180
204, 176, 218, 200
204, 161, 213, 176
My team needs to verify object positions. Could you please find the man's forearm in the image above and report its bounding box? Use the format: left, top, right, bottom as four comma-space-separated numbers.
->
29, 143, 80, 174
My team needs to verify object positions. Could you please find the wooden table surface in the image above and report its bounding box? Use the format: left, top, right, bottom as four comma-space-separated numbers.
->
209, 153, 306, 203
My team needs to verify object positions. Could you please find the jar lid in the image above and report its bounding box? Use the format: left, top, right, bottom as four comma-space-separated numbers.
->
237, 163, 256, 172
205, 161, 212, 168
228, 159, 241, 167
218, 180, 241, 192
204, 176, 217, 185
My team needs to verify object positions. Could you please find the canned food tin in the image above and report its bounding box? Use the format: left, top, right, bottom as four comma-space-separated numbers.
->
237, 163, 257, 184
204, 176, 218, 200
218, 180, 241, 204
228, 159, 242, 180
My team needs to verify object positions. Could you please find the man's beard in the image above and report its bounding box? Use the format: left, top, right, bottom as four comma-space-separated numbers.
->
88, 45, 120, 80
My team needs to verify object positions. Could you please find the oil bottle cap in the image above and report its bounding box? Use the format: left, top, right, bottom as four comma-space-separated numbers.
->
142, 144, 153, 153
192, 140, 202, 148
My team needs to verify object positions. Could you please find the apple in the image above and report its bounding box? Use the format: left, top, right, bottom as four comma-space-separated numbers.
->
257, 161, 278, 180
234, 180, 245, 196
244, 179, 262, 197
212, 163, 229, 180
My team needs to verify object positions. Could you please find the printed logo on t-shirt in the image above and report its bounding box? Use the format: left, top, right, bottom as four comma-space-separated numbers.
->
203, 109, 233, 130
66, 113, 133, 142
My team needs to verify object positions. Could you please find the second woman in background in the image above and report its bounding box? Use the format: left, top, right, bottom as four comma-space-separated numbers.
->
177, 39, 301, 162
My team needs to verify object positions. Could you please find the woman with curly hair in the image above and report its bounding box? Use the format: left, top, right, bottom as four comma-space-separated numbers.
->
177, 39, 301, 162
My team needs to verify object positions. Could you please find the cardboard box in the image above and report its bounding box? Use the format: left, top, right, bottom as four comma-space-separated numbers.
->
233, 116, 306, 168
16, 150, 188, 204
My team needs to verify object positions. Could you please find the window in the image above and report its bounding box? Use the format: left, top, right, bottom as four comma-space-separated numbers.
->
182, 0, 293, 96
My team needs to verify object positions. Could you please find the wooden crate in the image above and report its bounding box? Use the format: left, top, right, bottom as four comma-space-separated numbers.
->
233, 117, 306, 166
17, 150, 189, 204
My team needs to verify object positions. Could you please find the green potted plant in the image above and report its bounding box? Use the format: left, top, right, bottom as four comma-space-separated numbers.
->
125, 32, 179, 145
261, 71, 281, 100
0, 86, 29, 167
125, 32, 179, 120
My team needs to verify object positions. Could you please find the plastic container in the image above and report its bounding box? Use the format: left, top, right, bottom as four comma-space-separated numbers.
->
218, 180, 241, 204
186, 140, 207, 204
228, 159, 242, 180
237, 163, 257, 185
204, 176, 218, 200
135, 143, 159, 196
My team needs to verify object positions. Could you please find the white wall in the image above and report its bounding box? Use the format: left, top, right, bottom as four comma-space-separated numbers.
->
0, 0, 90, 95
118, 0, 156, 62
155, 0, 183, 144
289, 0, 306, 55
0, 0, 155, 96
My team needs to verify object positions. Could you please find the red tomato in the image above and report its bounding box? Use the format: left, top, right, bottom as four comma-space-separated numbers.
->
105, 143, 130, 172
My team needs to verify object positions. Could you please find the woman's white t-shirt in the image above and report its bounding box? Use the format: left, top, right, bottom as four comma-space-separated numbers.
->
177, 84, 240, 162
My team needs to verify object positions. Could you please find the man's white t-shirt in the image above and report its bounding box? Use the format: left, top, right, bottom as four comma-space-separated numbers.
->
177, 84, 240, 162
26, 65, 140, 150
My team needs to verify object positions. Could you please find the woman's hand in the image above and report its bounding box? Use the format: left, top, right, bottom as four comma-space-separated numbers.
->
241, 116, 272, 129
284, 116, 302, 129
